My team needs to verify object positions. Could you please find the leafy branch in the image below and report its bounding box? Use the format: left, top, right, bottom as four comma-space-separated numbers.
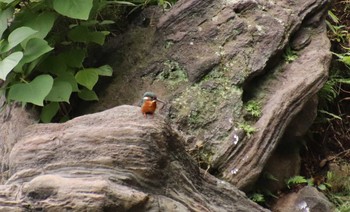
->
0, 0, 173, 122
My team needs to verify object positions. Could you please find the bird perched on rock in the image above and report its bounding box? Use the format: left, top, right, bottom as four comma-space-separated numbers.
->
141, 92, 165, 118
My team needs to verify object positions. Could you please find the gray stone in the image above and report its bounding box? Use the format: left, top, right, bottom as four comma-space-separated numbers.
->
272, 186, 335, 212
0, 105, 266, 211
76, 0, 331, 190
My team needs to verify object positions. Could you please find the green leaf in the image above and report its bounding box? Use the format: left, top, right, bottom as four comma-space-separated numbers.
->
56, 72, 79, 92
318, 184, 327, 191
8, 74, 54, 106
0, 8, 14, 38
2, 27, 37, 52
318, 110, 342, 120
13, 11, 57, 47
45, 80, 72, 103
26, 57, 44, 76
337, 78, 350, 84
328, 10, 339, 24
78, 88, 99, 101
95, 65, 113, 76
52, 0, 93, 20
99, 20, 115, 25
75, 69, 98, 90
68, 26, 106, 45
0, 51, 23, 80
40, 102, 60, 123
39, 54, 67, 76
21, 38, 53, 64
339, 56, 350, 66
61, 49, 85, 68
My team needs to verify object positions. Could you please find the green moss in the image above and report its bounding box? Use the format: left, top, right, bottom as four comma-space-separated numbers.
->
156, 60, 188, 88
170, 66, 243, 129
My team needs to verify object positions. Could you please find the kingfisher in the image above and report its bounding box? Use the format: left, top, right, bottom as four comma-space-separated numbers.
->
140, 92, 165, 118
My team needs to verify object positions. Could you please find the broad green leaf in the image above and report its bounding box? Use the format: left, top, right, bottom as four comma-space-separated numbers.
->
0, 51, 23, 80
78, 88, 98, 101
21, 38, 53, 63
52, 0, 93, 20
26, 57, 44, 76
68, 26, 106, 45
75, 69, 98, 90
0, 8, 14, 38
61, 49, 85, 68
45, 80, 72, 103
95, 65, 113, 76
40, 102, 59, 123
2, 27, 37, 52
39, 54, 67, 76
56, 72, 79, 92
13, 11, 57, 47
8, 74, 54, 106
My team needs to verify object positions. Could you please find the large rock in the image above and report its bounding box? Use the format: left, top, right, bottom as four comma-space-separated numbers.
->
0, 0, 333, 210
0, 105, 266, 211
272, 186, 335, 212
88, 0, 331, 190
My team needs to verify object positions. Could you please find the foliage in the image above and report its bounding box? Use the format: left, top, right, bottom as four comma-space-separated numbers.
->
0, 0, 174, 122
326, 10, 350, 43
249, 193, 265, 204
286, 174, 332, 191
305, 3, 350, 212
238, 122, 256, 137
245, 100, 262, 118
283, 45, 298, 63
286, 175, 309, 189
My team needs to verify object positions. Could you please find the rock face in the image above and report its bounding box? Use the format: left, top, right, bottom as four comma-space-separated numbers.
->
89, 0, 331, 190
0, 0, 333, 210
0, 105, 266, 211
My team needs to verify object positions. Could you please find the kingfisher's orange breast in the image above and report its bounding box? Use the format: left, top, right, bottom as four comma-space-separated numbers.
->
141, 100, 157, 114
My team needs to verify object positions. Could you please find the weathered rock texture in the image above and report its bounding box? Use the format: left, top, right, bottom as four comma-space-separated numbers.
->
0, 105, 266, 211
88, 0, 331, 190
0, 0, 333, 210
272, 186, 335, 212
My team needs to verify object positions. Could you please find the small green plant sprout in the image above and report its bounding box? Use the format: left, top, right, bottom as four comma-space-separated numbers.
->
326, 10, 350, 43
333, 52, 350, 68
287, 175, 309, 189
245, 100, 262, 118
263, 172, 279, 182
158, 0, 174, 10
283, 45, 298, 63
238, 122, 256, 137
287, 174, 332, 191
249, 193, 265, 204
